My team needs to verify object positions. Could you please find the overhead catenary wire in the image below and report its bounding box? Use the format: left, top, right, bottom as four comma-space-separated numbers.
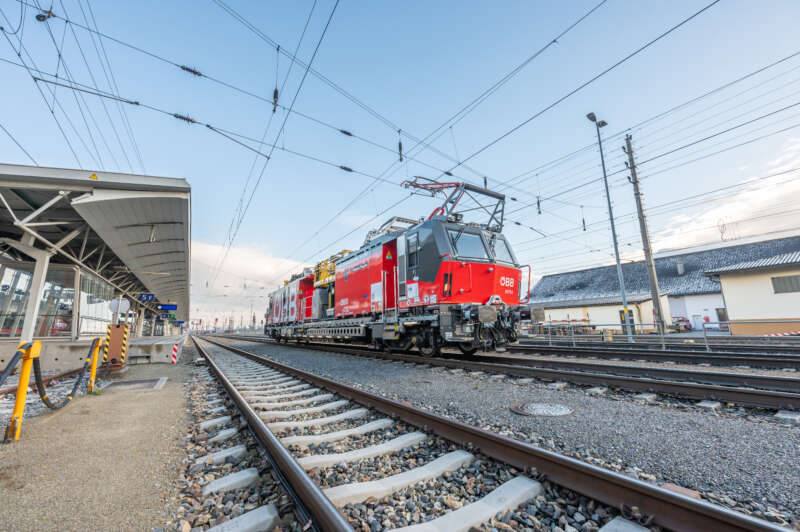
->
82, 0, 146, 173
0, 120, 38, 164
430, 0, 722, 182
210, 0, 341, 286
262, 1, 612, 270
0, 8, 82, 166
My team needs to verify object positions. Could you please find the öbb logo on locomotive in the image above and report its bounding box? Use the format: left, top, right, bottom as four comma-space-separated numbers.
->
265, 181, 531, 357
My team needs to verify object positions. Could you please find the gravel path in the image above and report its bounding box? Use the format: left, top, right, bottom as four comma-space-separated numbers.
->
220, 339, 800, 527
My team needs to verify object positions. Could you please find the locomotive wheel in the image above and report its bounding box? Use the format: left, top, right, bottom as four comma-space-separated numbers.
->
418, 330, 441, 358
457, 343, 478, 356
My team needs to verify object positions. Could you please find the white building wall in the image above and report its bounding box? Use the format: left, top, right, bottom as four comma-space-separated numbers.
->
544, 295, 672, 331
720, 267, 800, 320
668, 293, 725, 329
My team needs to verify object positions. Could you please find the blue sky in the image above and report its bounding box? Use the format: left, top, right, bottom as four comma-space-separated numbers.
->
2, 0, 800, 323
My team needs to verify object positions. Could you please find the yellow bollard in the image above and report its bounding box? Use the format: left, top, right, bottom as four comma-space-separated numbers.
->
87, 337, 102, 394
4, 341, 41, 442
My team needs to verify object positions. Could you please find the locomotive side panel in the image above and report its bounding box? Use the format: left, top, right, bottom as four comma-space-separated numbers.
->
335, 249, 380, 318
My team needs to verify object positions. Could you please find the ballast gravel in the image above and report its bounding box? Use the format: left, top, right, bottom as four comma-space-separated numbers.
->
215, 339, 800, 528
165, 357, 301, 532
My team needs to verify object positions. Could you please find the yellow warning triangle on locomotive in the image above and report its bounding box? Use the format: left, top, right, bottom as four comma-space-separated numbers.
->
386, 251, 392, 259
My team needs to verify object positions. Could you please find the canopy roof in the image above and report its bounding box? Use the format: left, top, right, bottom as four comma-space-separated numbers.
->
0, 163, 190, 321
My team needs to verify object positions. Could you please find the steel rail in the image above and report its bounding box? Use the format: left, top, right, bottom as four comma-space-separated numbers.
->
519, 339, 800, 355
201, 335, 783, 532
191, 337, 353, 532
220, 336, 800, 410
470, 354, 800, 393
511, 344, 800, 369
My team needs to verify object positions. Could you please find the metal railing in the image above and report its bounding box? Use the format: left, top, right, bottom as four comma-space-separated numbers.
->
521, 319, 800, 352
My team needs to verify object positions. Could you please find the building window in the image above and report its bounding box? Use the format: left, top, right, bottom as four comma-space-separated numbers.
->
771, 274, 800, 294
0, 262, 75, 338
79, 271, 115, 335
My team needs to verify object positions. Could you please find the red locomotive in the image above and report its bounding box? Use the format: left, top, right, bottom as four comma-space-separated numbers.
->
265, 181, 531, 356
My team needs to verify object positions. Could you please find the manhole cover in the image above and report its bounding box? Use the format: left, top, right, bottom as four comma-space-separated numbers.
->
511, 402, 573, 417
102, 377, 168, 392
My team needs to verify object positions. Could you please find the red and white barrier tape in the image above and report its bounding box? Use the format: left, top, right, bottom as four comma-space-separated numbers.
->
763, 330, 800, 337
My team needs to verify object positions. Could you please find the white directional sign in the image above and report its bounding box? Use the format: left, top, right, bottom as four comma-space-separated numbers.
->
109, 297, 131, 314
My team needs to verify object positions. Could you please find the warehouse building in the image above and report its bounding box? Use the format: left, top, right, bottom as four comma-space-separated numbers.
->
532, 234, 800, 332
705, 251, 800, 335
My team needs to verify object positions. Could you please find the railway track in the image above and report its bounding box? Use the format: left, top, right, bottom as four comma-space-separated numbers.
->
194, 335, 784, 532
519, 338, 800, 355
218, 335, 800, 410
512, 343, 800, 370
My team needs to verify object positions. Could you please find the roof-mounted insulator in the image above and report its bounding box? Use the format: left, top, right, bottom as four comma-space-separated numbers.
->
273, 44, 280, 113
173, 113, 197, 124
179, 65, 203, 77
339, 165, 353, 172
339, 129, 353, 136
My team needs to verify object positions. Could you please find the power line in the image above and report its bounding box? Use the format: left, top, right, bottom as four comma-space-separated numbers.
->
0, 8, 82, 166
431, 0, 722, 181
0, 120, 37, 164
210, 0, 341, 286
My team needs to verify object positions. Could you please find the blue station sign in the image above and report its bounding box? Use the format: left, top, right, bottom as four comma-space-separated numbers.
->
139, 293, 155, 302
157, 304, 178, 310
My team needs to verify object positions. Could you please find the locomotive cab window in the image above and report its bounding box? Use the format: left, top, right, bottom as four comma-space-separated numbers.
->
448, 229, 488, 260
407, 233, 419, 270
489, 235, 516, 265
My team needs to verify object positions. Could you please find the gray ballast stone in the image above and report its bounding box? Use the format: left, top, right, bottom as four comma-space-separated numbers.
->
268, 408, 369, 433
242, 384, 311, 399
196, 444, 248, 465
208, 406, 228, 414
297, 432, 426, 470
697, 400, 722, 412
252, 393, 334, 410
598, 516, 650, 532
392, 476, 542, 532
323, 450, 474, 506
281, 418, 394, 449
208, 427, 239, 444
259, 400, 349, 421
775, 410, 800, 424
547, 382, 567, 390
586, 386, 607, 396
634, 393, 657, 403
249, 388, 322, 404
206, 504, 279, 532
199, 416, 232, 431
202, 468, 260, 496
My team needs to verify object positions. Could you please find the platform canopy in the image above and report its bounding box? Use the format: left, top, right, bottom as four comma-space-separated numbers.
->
0, 163, 190, 322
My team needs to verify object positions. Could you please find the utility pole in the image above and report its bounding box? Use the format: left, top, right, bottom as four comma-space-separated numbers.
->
587, 113, 633, 342
624, 134, 665, 335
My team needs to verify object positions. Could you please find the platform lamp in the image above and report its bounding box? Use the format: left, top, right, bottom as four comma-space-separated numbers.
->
587, 112, 633, 342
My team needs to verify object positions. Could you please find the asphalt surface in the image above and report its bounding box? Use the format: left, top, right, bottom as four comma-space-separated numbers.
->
0, 362, 191, 531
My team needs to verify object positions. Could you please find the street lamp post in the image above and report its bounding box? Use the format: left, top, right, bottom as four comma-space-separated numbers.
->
587, 112, 633, 342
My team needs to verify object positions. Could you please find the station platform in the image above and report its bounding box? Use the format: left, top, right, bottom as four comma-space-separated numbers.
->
0, 359, 193, 531
0, 335, 188, 374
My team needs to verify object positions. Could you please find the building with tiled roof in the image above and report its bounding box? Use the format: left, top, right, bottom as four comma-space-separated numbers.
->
531, 235, 800, 330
